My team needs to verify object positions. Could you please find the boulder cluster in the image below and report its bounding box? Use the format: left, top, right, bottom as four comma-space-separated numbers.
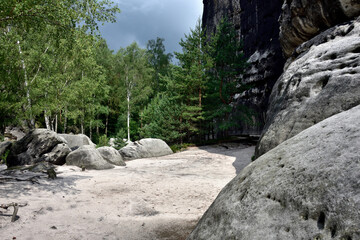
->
0, 129, 173, 171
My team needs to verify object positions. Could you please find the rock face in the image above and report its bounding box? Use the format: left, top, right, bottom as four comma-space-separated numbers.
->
280, 0, 360, 58
203, 0, 285, 135
66, 145, 114, 170
256, 18, 360, 157
41, 143, 71, 165
97, 146, 126, 166
119, 138, 173, 160
58, 133, 95, 149
188, 105, 360, 240
4, 126, 26, 141
7, 129, 67, 167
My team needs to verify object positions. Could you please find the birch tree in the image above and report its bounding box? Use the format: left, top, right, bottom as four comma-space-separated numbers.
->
114, 42, 153, 142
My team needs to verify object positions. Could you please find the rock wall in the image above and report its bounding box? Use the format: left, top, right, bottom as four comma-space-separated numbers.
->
280, 0, 360, 58
256, 17, 360, 157
202, 0, 285, 135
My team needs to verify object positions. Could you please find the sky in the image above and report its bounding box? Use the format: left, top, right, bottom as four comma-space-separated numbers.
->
98, 0, 204, 58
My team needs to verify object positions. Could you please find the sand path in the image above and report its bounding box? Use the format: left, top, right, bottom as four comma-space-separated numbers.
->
0, 144, 254, 240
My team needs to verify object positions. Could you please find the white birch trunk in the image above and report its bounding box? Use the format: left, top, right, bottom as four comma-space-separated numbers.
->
81, 117, 84, 134
44, 110, 51, 130
127, 88, 130, 142
17, 40, 35, 128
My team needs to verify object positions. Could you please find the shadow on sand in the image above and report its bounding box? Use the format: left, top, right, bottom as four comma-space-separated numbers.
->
0, 172, 91, 198
198, 142, 256, 174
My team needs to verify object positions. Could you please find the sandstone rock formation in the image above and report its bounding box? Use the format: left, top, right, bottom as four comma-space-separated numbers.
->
4, 126, 25, 141
7, 129, 67, 167
41, 143, 71, 165
280, 0, 360, 57
119, 138, 173, 160
188, 104, 360, 240
58, 133, 96, 149
97, 146, 126, 166
66, 145, 114, 170
203, 0, 285, 135
256, 17, 360, 157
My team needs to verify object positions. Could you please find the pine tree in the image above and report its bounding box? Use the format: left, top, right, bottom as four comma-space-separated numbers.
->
173, 19, 213, 141
204, 18, 248, 137
146, 37, 173, 93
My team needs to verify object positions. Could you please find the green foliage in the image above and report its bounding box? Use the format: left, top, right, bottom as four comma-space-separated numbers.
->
170, 143, 194, 153
1, 150, 10, 166
147, 37, 173, 93
97, 135, 109, 148
113, 42, 154, 141
171, 19, 213, 139
1, 2, 253, 146
203, 18, 249, 136
141, 94, 186, 144
0, 0, 120, 130
114, 129, 127, 150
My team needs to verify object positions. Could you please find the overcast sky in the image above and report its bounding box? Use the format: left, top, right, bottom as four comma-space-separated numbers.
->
98, 0, 203, 58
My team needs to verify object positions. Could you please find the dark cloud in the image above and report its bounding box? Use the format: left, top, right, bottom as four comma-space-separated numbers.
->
98, 0, 203, 58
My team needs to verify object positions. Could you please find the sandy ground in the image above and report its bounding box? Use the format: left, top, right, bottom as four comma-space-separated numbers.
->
0, 143, 254, 240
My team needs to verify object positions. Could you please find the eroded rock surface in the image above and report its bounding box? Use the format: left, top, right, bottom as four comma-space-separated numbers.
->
41, 143, 71, 165
7, 129, 67, 167
188, 105, 360, 240
66, 145, 114, 170
58, 133, 95, 149
256, 18, 360, 157
280, 0, 360, 57
97, 146, 126, 166
203, 0, 285, 135
119, 138, 173, 160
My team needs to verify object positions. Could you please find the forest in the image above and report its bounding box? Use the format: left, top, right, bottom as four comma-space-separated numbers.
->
0, 0, 250, 148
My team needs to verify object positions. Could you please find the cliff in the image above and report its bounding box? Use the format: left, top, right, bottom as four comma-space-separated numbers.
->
202, 0, 285, 135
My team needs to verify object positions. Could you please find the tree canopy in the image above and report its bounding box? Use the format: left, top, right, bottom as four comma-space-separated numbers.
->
1, 5, 251, 147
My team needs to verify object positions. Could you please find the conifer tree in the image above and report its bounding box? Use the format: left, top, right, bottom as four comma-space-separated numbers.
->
204, 18, 248, 136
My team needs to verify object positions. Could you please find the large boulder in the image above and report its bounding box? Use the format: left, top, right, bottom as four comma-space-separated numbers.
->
280, 0, 360, 57
4, 126, 26, 141
119, 138, 173, 160
188, 104, 360, 240
58, 133, 95, 149
40, 143, 71, 165
97, 146, 126, 166
7, 129, 67, 167
256, 18, 360, 157
66, 145, 114, 170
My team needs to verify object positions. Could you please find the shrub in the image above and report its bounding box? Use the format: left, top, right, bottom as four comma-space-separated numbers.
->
97, 135, 109, 148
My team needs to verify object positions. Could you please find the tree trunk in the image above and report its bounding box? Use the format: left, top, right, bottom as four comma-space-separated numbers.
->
55, 114, 58, 133
63, 109, 67, 133
105, 114, 108, 136
17, 40, 35, 128
44, 110, 51, 130
81, 116, 84, 134
96, 115, 99, 135
127, 89, 130, 142
89, 121, 92, 140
